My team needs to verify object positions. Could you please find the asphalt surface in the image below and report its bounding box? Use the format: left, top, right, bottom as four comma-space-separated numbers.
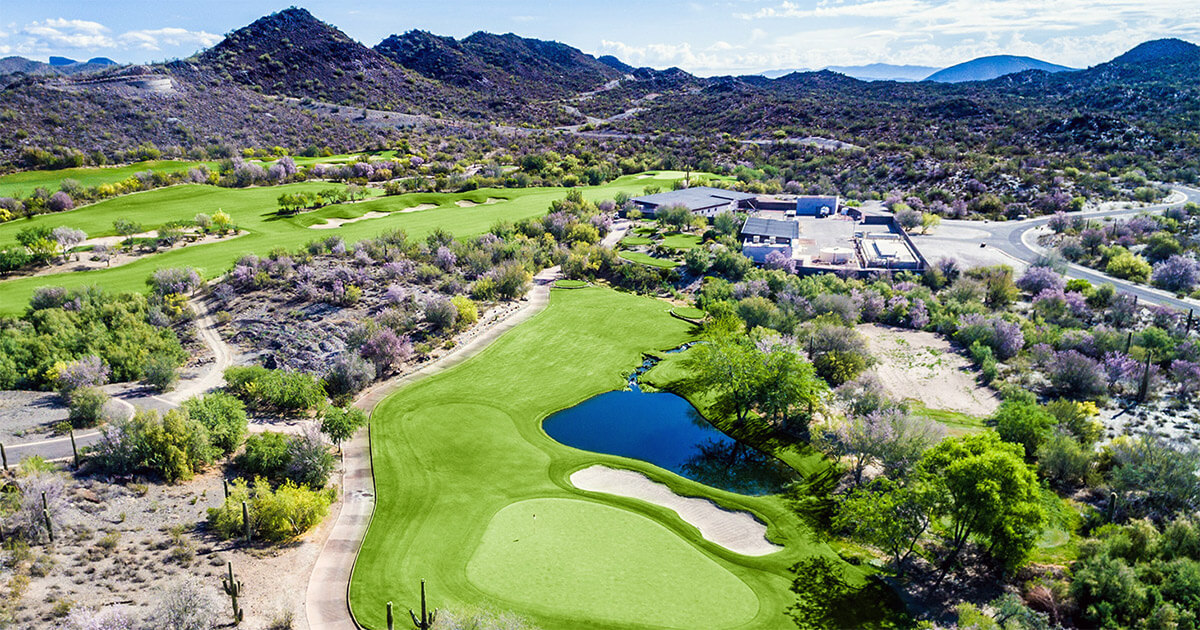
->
943, 184, 1200, 313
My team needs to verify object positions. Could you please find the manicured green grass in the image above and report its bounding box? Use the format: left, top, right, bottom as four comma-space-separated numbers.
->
349, 288, 866, 629
466, 498, 758, 628
0, 160, 216, 198
619, 251, 679, 269
662, 232, 703, 251
0, 172, 690, 314
671, 306, 706, 320
618, 236, 652, 247
0, 152, 403, 199
553, 279, 588, 288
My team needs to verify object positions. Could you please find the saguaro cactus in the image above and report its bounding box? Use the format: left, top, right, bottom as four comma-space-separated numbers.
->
222, 561, 244, 624
409, 579, 437, 629
387, 601, 394, 630
242, 500, 251, 543
70, 430, 79, 469
41, 491, 53, 543
1, 442, 7, 470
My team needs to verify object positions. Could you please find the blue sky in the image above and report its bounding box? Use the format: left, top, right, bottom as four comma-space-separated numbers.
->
2, 1, 1198, 74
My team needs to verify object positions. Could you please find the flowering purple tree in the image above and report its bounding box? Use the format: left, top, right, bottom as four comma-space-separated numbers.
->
1171, 360, 1200, 397
358, 328, 413, 376
56, 355, 109, 392
435, 246, 458, 271
147, 267, 201, 296
1017, 266, 1065, 295
51, 226, 87, 261
1151, 255, 1200, 293
1048, 212, 1070, 234
47, 191, 74, 212
909, 298, 929, 329
818, 409, 944, 485
763, 249, 794, 272
1103, 352, 1141, 395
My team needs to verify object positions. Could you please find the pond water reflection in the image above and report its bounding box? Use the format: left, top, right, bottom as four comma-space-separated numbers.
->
542, 358, 796, 495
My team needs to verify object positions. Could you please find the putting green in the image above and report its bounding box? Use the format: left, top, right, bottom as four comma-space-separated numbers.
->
466, 498, 758, 629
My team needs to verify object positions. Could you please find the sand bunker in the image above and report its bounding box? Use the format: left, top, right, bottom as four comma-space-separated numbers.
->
455, 199, 478, 207
570, 465, 782, 556
310, 211, 388, 230
484, 197, 503, 204
399, 203, 437, 213
858, 324, 1000, 417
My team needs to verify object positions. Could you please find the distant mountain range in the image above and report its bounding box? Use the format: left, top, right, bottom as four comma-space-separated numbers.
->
0, 55, 117, 76
762, 64, 940, 82
925, 55, 1074, 83
0, 5, 1197, 179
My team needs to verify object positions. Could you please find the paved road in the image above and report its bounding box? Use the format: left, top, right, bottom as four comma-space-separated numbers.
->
942, 185, 1200, 312
5, 298, 228, 464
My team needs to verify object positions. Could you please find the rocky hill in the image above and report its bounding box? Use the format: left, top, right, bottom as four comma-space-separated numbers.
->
375, 29, 620, 101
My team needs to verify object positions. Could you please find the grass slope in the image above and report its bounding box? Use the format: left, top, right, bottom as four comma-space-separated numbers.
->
349, 288, 857, 629
0, 152, 403, 198
0, 171, 691, 314
618, 250, 679, 269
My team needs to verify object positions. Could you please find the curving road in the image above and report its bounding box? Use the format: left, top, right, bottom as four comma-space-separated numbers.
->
4, 297, 231, 464
940, 184, 1200, 312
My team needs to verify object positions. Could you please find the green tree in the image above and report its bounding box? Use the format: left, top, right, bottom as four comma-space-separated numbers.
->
918, 432, 1046, 572
991, 400, 1056, 458
320, 406, 367, 451
183, 393, 248, 455
113, 218, 142, 248
835, 479, 937, 575
1106, 252, 1152, 283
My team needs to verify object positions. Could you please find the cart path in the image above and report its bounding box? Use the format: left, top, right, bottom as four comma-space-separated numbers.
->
304, 265, 561, 630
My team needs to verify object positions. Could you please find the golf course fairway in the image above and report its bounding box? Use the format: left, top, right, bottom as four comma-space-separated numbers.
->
349, 287, 871, 629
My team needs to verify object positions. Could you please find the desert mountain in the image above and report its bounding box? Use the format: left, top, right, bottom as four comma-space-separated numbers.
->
926, 55, 1074, 82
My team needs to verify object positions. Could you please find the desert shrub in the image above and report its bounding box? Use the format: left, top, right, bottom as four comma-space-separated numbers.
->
1151, 255, 1200, 293
0, 469, 67, 542
358, 328, 412, 375
207, 477, 335, 542
235, 428, 334, 488
149, 578, 221, 630
324, 354, 374, 402
1108, 436, 1200, 519
223, 366, 326, 412
1037, 432, 1095, 489
493, 262, 532, 299
1016, 266, 1065, 295
52, 355, 109, 393
451, 295, 479, 329
287, 426, 335, 488
236, 432, 291, 480
424, 296, 458, 331
1106, 252, 1152, 283
142, 355, 179, 392
64, 604, 137, 630
88, 409, 215, 482
67, 386, 110, 428
814, 351, 868, 387
147, 267, 202, 296
182, 393, 247, 455
1047, 350, 1107, 399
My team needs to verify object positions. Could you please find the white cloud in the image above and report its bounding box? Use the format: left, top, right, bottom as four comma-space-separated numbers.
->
118, 27, 220, 51
7, 17, 218, 57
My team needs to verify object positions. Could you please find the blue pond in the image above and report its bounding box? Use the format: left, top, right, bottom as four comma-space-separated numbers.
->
542, 357, 797, 495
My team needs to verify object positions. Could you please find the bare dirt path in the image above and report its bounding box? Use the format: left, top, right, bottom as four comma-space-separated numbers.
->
305, 266, 561, 630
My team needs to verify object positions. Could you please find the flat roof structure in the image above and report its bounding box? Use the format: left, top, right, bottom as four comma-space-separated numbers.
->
741, 217, 800, 240
631, 187, 758, 214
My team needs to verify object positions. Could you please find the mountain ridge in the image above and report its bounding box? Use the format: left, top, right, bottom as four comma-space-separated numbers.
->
926, 55, 1074, 82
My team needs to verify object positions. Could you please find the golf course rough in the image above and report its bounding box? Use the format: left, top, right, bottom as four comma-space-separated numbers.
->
348, 287, 846, 629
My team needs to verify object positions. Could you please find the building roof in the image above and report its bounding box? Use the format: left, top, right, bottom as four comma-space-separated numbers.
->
631, 186, 757, 211
741, 217, 800, 240
794, 196, 839, 214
